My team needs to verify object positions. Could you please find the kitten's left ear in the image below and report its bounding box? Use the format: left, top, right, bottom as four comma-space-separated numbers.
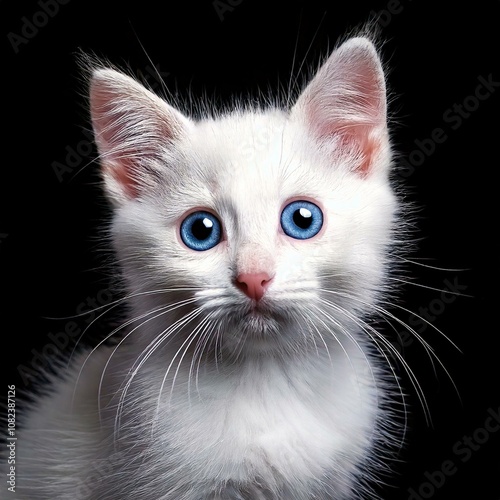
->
291, 37, 390, 177
89, 68, 191, 205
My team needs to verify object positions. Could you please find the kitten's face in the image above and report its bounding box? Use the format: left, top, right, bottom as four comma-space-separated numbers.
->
90, 38, 396, 354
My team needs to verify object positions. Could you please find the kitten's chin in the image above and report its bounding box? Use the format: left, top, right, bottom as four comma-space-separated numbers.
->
220, 306, 293, 356
240, 309, 281, 336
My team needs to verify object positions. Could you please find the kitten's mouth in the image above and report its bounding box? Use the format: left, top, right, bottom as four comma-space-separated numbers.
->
232, 304, 284, 336
245, 308, 269, 324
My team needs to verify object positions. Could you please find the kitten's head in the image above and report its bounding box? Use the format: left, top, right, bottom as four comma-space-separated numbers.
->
89, 37, 397, 357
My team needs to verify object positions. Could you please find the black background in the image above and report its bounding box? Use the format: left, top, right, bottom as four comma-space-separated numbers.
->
1, 1, 499, 499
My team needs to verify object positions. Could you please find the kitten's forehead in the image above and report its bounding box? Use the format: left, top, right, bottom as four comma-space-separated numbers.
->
174, 111, 304, 243
188, 111, 318, 202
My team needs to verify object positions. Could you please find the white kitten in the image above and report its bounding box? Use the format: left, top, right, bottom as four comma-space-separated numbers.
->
6, 36, 404, 499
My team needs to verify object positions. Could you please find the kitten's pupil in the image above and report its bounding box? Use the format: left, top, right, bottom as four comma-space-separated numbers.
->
293, 208, 313, 229
193, 217, 213, 241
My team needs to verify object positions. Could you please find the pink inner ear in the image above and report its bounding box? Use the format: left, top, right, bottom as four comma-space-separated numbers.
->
105, 159, 140, 199
298, 39, 388, 176
90, 71, 176, 202
328, 125, 382, 177
309, 109, 383, 176
92, 100, 144, 199
358, 135, 381, 176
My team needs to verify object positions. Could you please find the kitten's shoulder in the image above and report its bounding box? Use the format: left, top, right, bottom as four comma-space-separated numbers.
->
1, 348, 113, 499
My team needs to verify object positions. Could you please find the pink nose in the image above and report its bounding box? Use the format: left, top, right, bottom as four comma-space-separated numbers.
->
235, 272, 273, 301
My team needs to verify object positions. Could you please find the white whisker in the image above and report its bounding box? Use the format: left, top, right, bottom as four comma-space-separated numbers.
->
191, 316, 220, 399
115, 305, 204, 440
394, 255, 469, 272
315, 296, 411, 439
73, 299, 194, 411
68, 286, 206, 365
386, 276, 472, 298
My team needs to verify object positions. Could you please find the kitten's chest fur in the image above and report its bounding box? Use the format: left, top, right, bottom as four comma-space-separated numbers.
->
95, 340, 378, 499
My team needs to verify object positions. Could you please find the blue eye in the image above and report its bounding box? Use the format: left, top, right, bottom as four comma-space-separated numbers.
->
180, 211, 222, 251
281, 200, 323, 240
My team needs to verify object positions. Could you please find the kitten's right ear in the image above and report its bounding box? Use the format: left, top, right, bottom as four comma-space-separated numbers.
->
290, 37, 389, 177
89, 68, 191, 205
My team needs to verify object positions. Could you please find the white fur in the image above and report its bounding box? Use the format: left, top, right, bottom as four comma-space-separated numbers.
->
5, 38, 403, 499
